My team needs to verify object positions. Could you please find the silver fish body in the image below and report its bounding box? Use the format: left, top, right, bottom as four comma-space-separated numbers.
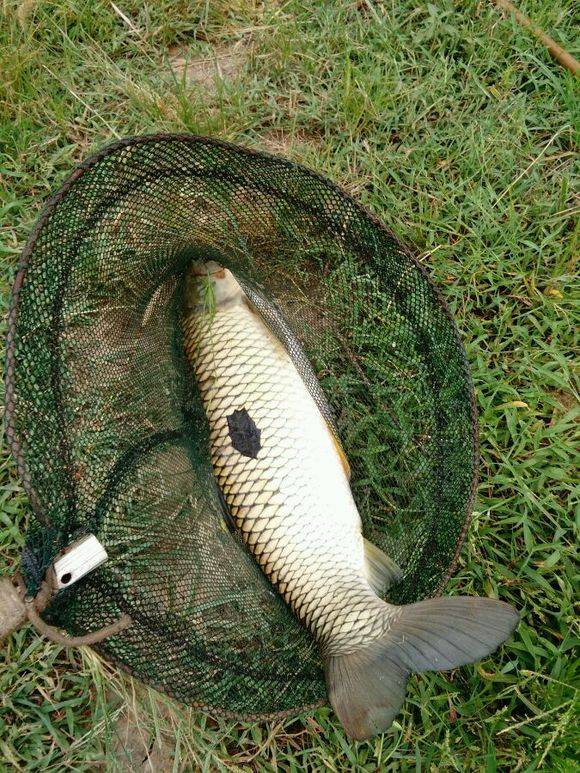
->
183, 263, 519, 739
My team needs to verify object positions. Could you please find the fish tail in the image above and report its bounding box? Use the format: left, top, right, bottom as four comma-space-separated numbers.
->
325, 596, 519, 740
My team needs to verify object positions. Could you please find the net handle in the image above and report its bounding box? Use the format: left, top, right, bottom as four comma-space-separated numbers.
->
0, 572, 132, 646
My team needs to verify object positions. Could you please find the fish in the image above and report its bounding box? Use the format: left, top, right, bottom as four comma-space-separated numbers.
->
182, 261, 519, 739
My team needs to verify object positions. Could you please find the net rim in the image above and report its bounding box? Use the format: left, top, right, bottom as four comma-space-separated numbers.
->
4, 133, 479, 716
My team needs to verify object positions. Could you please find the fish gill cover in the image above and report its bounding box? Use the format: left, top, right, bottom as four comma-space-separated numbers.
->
5, 135, 477, 718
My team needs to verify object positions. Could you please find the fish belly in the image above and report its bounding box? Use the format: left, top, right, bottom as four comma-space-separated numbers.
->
183, 298, 383, 652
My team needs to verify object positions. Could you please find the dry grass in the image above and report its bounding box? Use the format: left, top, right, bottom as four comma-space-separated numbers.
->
168, 41, 248, 94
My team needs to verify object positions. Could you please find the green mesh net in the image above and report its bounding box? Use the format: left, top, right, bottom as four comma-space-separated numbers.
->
5, 135, 477, 719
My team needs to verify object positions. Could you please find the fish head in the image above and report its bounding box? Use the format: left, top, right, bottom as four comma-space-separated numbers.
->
184, 260, 244, 312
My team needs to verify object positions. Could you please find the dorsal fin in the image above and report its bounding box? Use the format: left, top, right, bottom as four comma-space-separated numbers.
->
327, 426, 351, 480
243, 287, 350, 476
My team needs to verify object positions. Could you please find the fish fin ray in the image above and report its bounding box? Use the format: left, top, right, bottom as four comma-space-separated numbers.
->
328, 428, 351, 479
325, 597, 518, 739
363, 539, 402, 595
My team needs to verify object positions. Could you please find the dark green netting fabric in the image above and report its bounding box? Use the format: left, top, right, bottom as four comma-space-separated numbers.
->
5, 135, 477, 719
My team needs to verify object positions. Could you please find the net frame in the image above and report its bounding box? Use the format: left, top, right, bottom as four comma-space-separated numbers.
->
4, 134, 479, 720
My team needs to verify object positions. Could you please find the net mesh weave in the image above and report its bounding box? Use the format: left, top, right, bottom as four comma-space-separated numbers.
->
5, 135, 477, 718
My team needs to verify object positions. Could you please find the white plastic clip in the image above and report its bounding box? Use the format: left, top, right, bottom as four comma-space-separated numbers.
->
53, 534, 108, 590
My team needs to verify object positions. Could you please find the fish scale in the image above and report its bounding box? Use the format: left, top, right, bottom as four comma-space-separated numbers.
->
182, 278, 387, 656
181, 265, 519, 740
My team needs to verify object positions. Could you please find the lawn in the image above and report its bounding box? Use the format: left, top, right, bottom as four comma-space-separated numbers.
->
0, 0, 578, 770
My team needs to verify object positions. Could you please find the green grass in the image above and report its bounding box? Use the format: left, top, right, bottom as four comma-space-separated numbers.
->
0, 0, 578, 769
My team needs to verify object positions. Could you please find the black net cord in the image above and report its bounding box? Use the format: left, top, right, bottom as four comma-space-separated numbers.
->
4, 134, 479, 718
